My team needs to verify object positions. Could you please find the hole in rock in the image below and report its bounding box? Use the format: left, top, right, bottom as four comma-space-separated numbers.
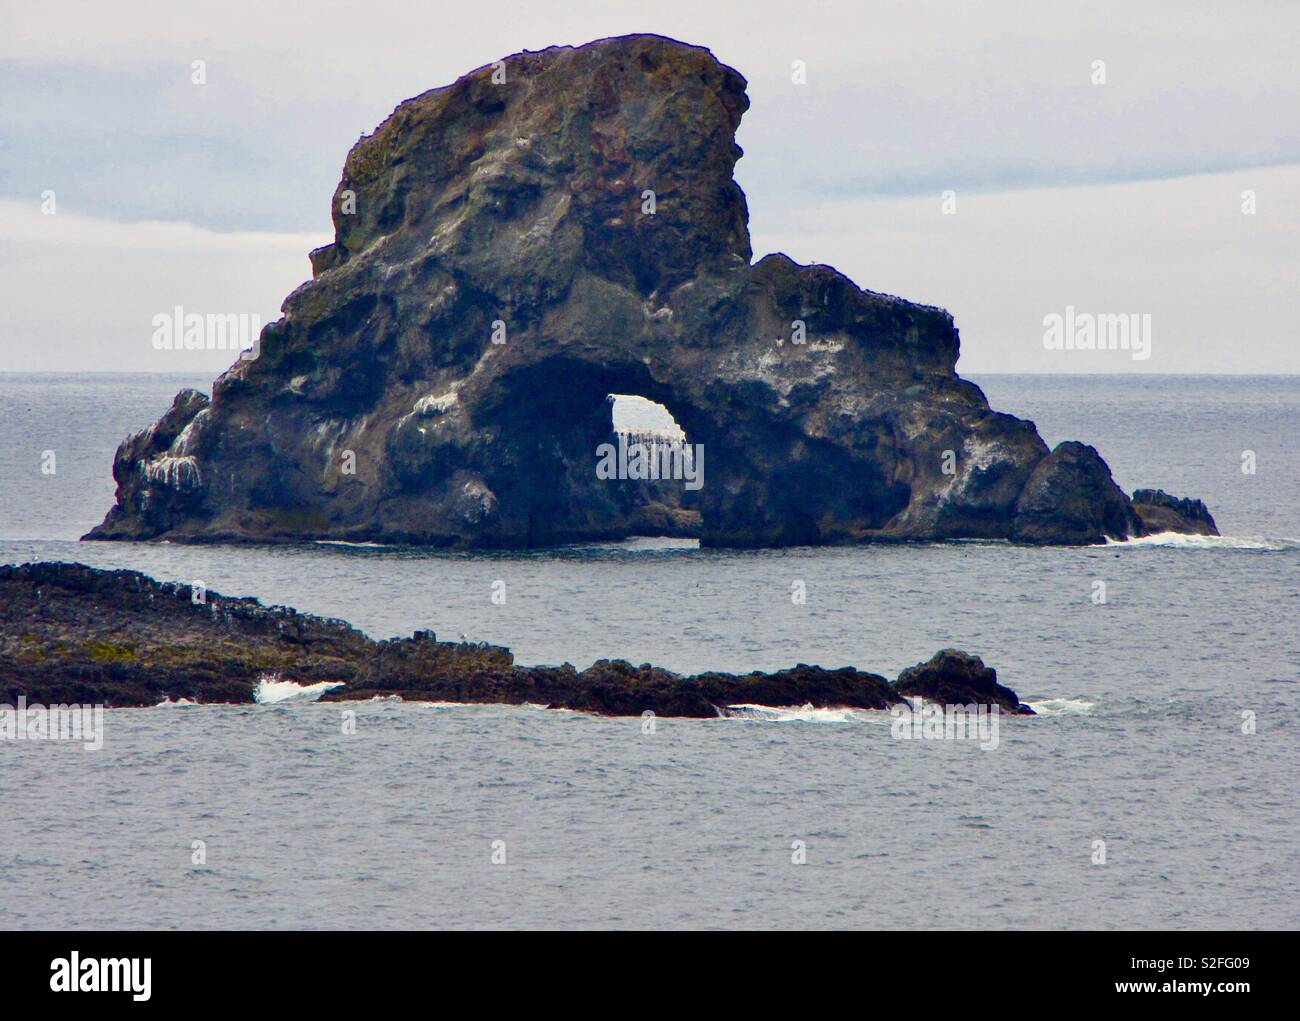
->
608, 393, 686, 441
604, 393, 702, 538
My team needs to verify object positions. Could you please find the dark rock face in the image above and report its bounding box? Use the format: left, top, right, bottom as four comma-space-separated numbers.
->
689, 664, 899, 713
1010, 441, 1143, 545
84, 33, 1213, 549
339, 652, 899, 719
0, 561, 370, 707
91, 389, 213, 539
1131, 489, 1219, 536
1, 562, 1025, 718
894, 649, 1035, 715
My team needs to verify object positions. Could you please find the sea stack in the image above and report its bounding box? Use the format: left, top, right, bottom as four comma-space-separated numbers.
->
86, 34, 1216, 549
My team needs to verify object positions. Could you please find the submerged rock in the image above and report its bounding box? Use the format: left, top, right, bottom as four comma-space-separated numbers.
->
84, 33, 1213, 549
0, 562, 1028, 718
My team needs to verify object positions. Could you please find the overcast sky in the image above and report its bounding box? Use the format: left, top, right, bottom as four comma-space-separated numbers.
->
2, 0, 1297, 373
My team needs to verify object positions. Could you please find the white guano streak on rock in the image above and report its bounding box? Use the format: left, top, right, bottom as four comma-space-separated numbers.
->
141, 455, 201, 490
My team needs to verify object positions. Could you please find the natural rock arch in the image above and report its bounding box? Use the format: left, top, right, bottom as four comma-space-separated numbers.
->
87, 34, 1215, 548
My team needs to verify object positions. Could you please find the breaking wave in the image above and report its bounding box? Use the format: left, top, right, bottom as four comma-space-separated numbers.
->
719, 703, 892, 724
253, 677, 346, 704
724, 698, 1092, 721
1103, 532, 1299, 551
1025, 697, 1095, 716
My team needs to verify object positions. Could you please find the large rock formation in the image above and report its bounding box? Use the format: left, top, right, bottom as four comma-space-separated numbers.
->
86, 34, 1215, 548
0, 562, 1026, 718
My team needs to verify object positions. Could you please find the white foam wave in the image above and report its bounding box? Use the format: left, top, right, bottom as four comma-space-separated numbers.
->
314, 539, 391, 548
576, 536, 700, 552
1026, 697, 1095, 716
416, 700, 494, 709
720, 703, 891, 724
1104, 532, 1297, 551
253, 676, 346, 704
152, 696, 199, 707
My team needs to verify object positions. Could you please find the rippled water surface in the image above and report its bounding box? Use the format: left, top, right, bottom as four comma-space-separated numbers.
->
0, 373, 1296, 928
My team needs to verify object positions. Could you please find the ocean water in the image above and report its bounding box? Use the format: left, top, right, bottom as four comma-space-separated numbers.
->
0, 372, 1296, 929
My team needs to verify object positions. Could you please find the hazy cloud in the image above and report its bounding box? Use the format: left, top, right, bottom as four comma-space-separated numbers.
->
0, 200, 324, 373
753, 165, 1300, 374
2, 0, 1296, 372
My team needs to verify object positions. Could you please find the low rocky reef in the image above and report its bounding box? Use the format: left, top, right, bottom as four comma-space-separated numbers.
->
86, 34, 1215, 551
0, 562, 1033, 717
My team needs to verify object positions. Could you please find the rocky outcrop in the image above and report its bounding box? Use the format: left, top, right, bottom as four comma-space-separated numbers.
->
85, 34, 1214, 549
1, 562, 1026, 718
338, 644, 900, 718
1010, 441, 1144, 545
1131, 489, 1218, 536
0, 560, 369, 707
894, 649, 1034, 715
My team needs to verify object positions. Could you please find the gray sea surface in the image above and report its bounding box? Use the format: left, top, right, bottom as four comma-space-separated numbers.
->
0, 373, 1296, 929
